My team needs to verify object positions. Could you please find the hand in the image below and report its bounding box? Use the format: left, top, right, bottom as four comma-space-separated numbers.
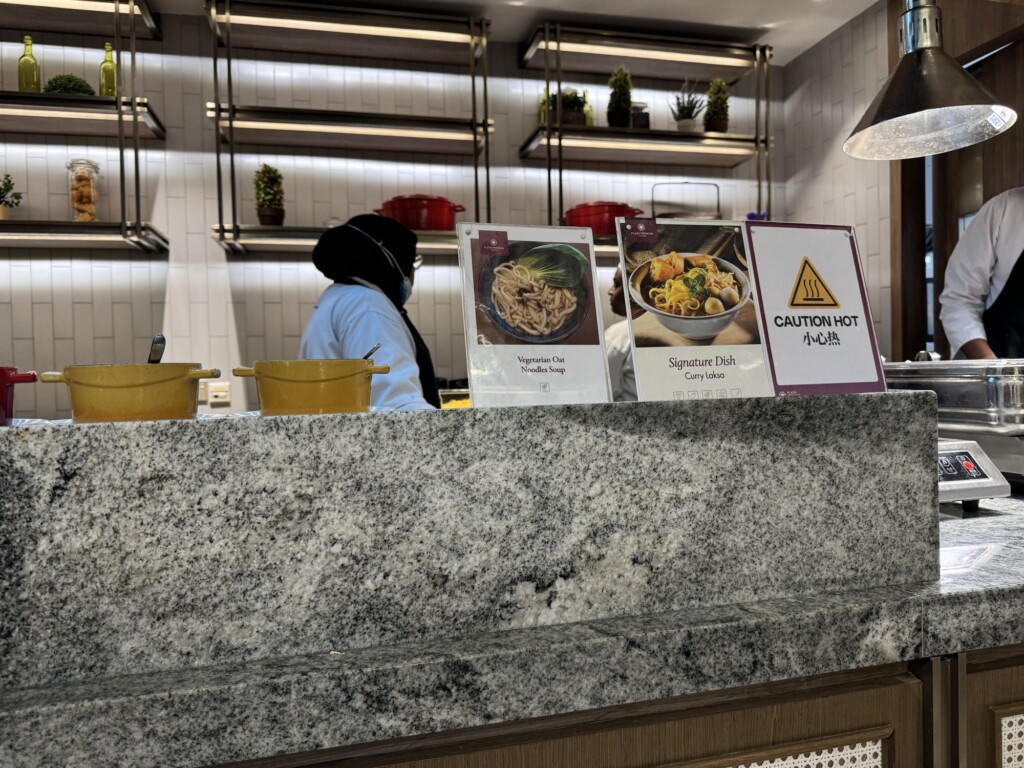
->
960, 338, 998, 359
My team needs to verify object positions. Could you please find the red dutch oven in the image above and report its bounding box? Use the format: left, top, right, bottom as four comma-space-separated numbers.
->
1, 367, 37, 425
375, 195, 466, 231
563, 201, 644, 237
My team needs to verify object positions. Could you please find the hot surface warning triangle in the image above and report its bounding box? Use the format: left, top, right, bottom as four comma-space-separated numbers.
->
788, 257, 840, 308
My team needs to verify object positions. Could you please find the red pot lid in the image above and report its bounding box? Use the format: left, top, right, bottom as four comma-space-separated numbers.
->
381, 194, 455, 204
566, 201, 636, 212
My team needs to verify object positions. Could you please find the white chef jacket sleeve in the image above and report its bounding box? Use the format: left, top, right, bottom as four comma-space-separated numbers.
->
939, 197, 1002, 358
342, 305, 435, 411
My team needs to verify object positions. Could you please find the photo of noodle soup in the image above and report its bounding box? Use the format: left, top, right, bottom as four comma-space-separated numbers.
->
479, 244, 591, 343
629, 253, 750, 340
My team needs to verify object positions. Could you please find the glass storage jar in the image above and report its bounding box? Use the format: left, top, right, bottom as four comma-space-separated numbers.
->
66, 159, 99, 222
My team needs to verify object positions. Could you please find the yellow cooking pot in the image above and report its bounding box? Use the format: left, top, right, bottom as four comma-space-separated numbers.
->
232, 359, 390, 416
40, 363, 220, 423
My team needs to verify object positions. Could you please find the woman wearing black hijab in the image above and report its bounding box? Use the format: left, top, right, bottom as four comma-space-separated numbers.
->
299, 214, 440, 411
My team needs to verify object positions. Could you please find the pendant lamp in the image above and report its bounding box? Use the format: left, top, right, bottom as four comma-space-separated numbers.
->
843, 0, 1016, 160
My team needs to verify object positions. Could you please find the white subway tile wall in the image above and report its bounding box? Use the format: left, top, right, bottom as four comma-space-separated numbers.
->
0, 9, 887, 418
783, 1, 892, 355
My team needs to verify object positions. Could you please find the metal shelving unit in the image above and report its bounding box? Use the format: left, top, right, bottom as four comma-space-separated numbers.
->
0, 0, 168, 252
207, 0, 492, 256
519, 23, 773, 224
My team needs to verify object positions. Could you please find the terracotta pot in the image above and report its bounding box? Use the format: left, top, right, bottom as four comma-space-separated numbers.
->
374, 195, 465, 231
257, 207, 285, 226
0, 205, 10, 221
0, 367, 37, 425
563, 201, 644, 237
233, 359, 391, 416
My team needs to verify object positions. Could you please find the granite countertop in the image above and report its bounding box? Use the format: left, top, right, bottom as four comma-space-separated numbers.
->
3, 497, 1024, 768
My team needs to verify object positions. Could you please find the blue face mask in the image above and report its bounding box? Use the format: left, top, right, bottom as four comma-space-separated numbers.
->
398, 276, 412, 306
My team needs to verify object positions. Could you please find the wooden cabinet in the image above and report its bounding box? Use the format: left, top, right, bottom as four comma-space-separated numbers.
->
963, 644, 1024, 767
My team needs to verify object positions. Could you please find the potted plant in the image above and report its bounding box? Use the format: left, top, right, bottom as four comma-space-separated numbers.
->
254, 163, 285, 226
670, 81, 705, 132
43, 74, 95, 95
704, 78, 730, 133
606, 65, 632, 128
539, 87, 590, 127
0, 173, 23, 220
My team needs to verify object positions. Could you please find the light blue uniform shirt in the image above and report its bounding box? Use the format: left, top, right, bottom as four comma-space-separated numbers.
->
299, 281, 435, 412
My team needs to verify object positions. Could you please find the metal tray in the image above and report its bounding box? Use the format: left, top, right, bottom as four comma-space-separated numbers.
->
884, 360, 1024, 433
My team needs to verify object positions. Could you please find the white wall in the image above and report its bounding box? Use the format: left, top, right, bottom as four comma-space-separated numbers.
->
1, 16, 782, 418
782, 0, 892, 356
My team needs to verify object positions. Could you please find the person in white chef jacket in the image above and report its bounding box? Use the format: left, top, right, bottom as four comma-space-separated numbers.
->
940, 186, 1024, 359
605, 267, 639, 402
299, 215, 438, 411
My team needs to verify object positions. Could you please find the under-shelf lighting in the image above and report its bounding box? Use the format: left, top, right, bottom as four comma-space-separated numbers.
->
0, 232, 125, 242
0, 106, 120, 122
0, 0, 141, 12
534, 40, 749, 68
213, 117, 478, 143
216, 14, 472, 45
535, 135, 752, 157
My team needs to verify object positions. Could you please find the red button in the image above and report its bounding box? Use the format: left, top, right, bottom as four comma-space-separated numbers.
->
963, 461, 975, 471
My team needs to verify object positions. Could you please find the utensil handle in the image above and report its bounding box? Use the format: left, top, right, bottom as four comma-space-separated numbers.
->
186, 368, 221, 380
7, 372, 37, 383
39, 372, 65, 383
367, 365, 391, 375
232, 367, 255, 377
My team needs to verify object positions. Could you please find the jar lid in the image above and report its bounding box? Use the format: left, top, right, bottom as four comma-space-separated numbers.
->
66, 159, 100, 171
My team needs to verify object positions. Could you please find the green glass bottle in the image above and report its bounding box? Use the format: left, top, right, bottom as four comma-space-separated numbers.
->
99, 42, 116, 97
18, 36, 40, 93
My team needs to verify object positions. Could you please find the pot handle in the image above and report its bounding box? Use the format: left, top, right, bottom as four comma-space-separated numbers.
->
39, 371, 65, 383
367, 365, 391, 375
452, 204, 466, 212
373, 208, 384, 215
187, 368, 221, 380
629, 207, 645, 217
7, 372, 37, 384
232, 367, 255, 377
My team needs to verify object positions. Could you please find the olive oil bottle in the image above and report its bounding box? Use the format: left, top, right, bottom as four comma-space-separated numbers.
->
99, 42, 116, 97
18, 36, 40, 93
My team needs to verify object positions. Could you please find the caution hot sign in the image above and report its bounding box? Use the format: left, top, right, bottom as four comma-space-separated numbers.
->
788, 257, 840, 309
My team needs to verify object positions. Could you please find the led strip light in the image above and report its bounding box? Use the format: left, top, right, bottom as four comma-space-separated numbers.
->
217, 14, 471, 45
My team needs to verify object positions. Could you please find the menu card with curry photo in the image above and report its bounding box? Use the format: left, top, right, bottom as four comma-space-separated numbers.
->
615, 218, 773, 401
458, 223, 610, 407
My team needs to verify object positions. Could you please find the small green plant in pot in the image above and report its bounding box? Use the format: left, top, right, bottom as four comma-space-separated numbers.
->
670, 81, 705, 132
540, 87, 590, 126
0, 173, 23, 220
254, 163, 285, 226
704, 78, 729, 133
44, 74, 95, 95
606, 65, 632, 128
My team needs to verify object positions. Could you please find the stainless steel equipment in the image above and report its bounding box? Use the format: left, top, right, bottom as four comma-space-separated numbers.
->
884, 359, 1024, 482
937, 437, 1010, 514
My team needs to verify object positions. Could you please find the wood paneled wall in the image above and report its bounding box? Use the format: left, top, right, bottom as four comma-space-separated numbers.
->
887, 0, 1024, 359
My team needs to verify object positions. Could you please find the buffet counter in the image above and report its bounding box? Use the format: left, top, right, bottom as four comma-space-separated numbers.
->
4, 392, 1008, 767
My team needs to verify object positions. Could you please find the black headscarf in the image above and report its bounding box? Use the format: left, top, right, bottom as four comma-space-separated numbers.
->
312, 214, 440, 408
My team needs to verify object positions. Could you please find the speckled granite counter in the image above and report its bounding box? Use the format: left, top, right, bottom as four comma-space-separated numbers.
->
0, 394, 945, 766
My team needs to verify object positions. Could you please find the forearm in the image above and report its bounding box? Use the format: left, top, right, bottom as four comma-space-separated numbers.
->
960, 338, 998, 359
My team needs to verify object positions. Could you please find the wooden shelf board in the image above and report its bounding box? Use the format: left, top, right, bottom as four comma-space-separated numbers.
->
0, 220, 168, 251
0, 92, 164, 140
212, 1, 479, 65
519, 25, 756, 84
208, 104, 483, 155
0, 0, 161, 40
519, 125, 757, 168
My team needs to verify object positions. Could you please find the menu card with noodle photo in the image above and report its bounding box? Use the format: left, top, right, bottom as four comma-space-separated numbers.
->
615, 218, 774, 402
458, 223, 611, 407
